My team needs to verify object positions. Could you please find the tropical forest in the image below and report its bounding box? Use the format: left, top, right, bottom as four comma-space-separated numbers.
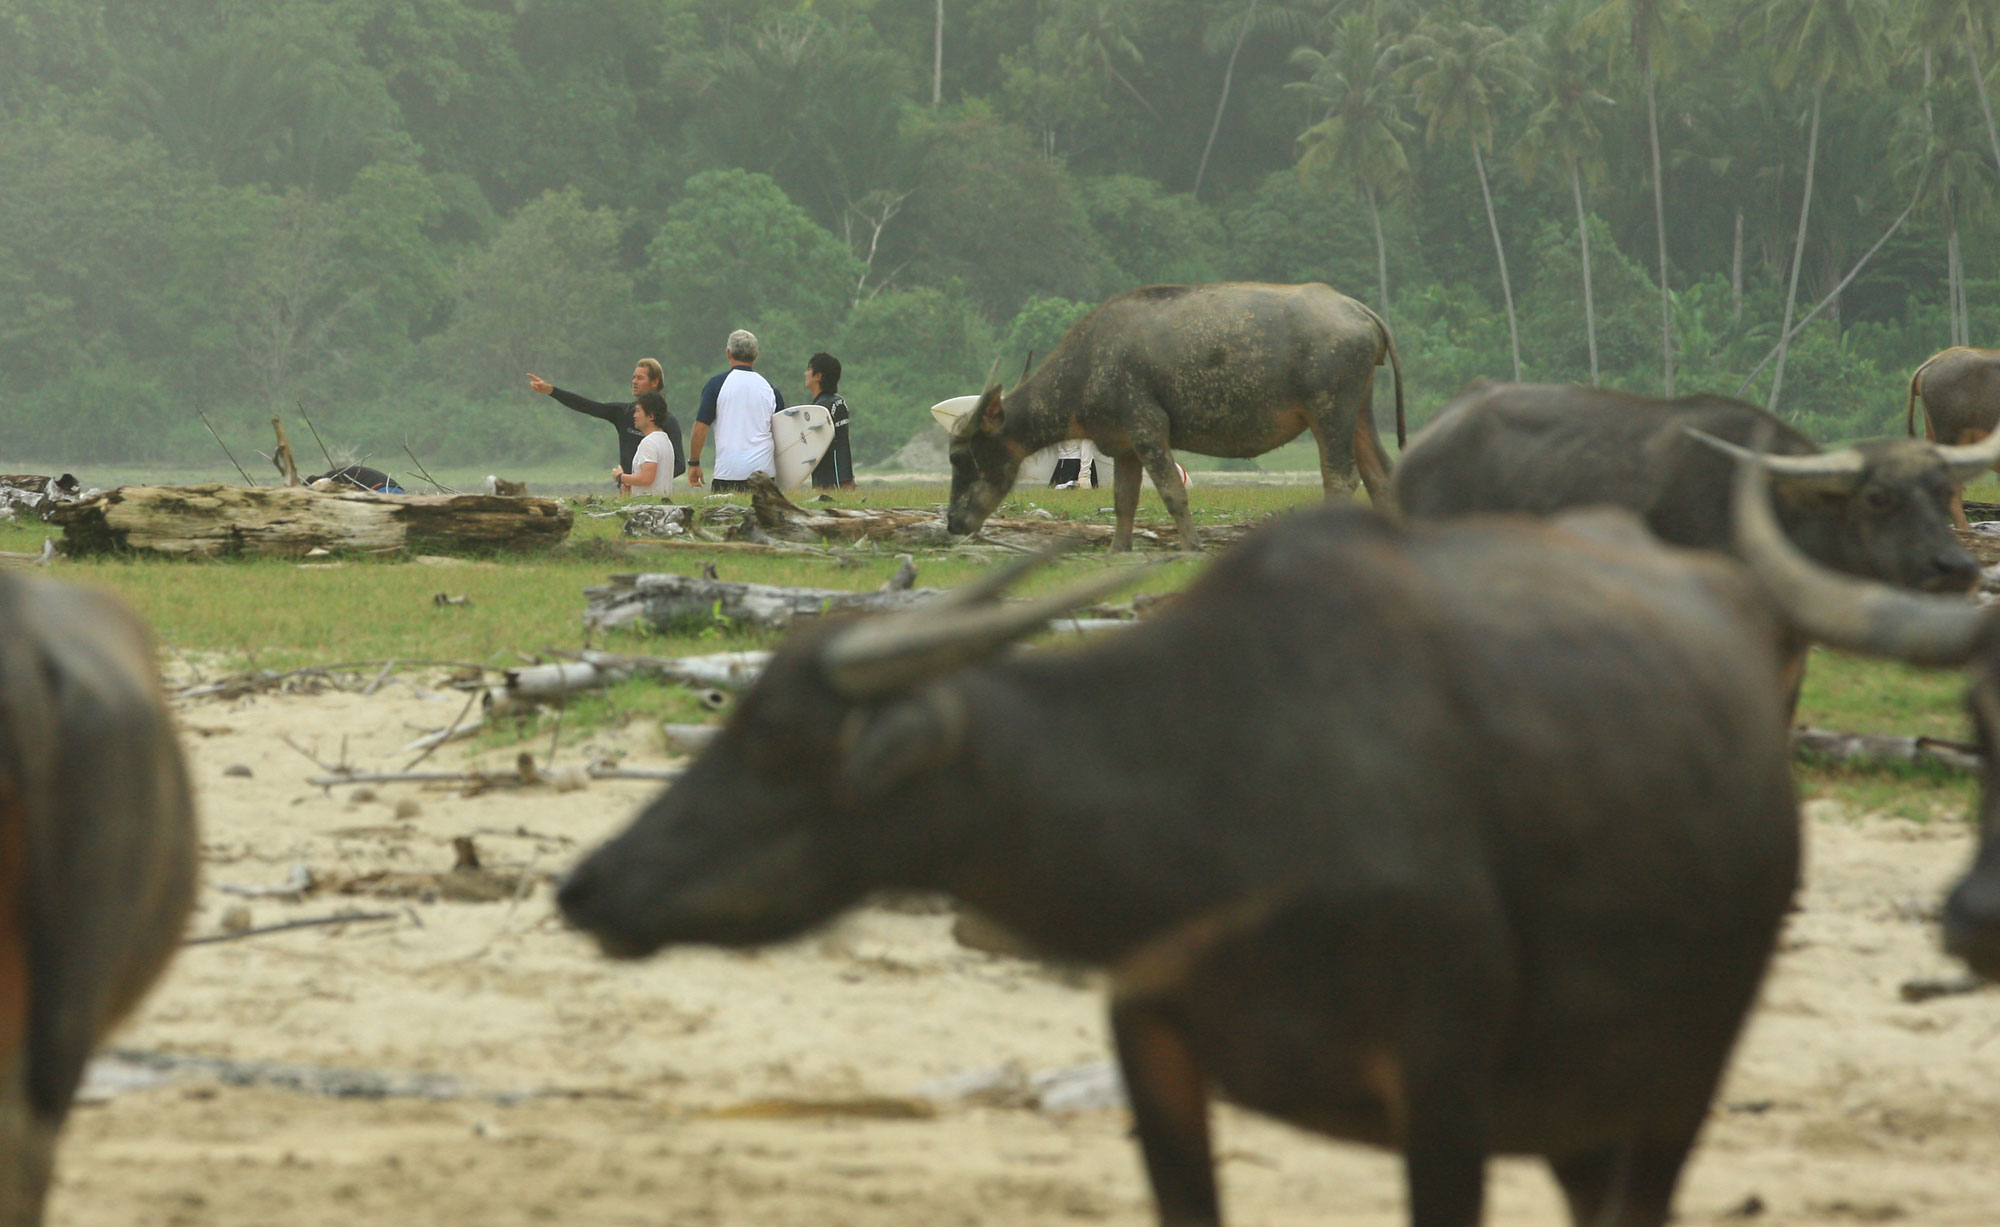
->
2, 0, 1992, 468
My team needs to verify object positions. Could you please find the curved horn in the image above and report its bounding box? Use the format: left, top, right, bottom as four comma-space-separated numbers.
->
1936, 424, 2000, 481
821, 560, 1159, 698
1717, 430, 1989, 666
1684, 429, 1865, 493
925, 538, 1088, 614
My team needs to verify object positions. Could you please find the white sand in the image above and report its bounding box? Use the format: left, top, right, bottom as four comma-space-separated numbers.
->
46, 681, 2000, 1225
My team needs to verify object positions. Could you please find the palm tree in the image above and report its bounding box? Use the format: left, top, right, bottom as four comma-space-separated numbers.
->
1909, 0, 2000, 182
1516, 8, 1615, 384
1194, 0, 1318, 199
1743, 0, 1889, 415
1396, 16, 1535, 381
1577, 0, 1706, 395
1903, 75, 1997, 346
1290, 13, 1412, 312
1063, 0, 1161, 121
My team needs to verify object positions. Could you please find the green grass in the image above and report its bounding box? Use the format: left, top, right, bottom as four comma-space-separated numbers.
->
5, 480, 1987, 824
1793, 647, 1980, 821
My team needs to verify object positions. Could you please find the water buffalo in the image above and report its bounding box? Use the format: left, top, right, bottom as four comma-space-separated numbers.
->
1906, 346, 2000, 528
1396, 381, 1995, 594
1728, 448, 2000, 981
946, 282, 1404, 551
560, 507, 1800, 1227
0, 574, 198, 1220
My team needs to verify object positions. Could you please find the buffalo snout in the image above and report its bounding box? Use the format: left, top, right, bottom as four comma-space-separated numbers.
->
555, 855, 660, 960
1918, 543, 1983, 594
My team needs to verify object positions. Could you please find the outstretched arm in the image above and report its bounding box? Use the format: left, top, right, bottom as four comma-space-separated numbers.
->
529, 374, 626, 426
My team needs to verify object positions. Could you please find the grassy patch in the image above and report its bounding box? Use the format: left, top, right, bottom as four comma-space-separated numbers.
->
8, 482, 1990, 820
1793, 647, 1981, 820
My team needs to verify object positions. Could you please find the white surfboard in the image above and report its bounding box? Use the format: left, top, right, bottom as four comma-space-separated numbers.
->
930, 394, 981, 432
771, 403, 836, 492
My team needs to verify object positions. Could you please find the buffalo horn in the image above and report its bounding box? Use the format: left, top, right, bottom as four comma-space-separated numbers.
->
1935, 424, 2000, 481
927, 538, 1087, 614
1686, 429, 1865, 493
821, 563, 1156, 698
1718, 430, 1989, 666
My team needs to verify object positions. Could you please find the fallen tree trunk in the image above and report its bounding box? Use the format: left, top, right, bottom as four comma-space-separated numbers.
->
583, 572, 945, 633
1791, 726, 1983, 775
501, 650, 772, 702
742, 473, 1260, 551
49, 483, 573, 557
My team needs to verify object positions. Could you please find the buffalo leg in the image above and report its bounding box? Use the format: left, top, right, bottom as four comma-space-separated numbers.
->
1399, 1066, 1491, 1227
1112, 455, 1145, 552
1950, 429, 1990, 531
1350, 400, 1398, 515
1548, 1122, 1701, 1227
1306, 408, 1362, 503
1110, 998, 1219, 1227
0, 1068, 55, 1226
1134, 442, 1199, 550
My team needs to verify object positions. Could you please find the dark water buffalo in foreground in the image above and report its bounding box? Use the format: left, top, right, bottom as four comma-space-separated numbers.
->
0, 575, 197, 1220
561, 507, 1800, 1227
1906, 346, 2000, 528
1730, 451, 2000, 981
1397, 381, 1994, 595
946, 281, 1404, 551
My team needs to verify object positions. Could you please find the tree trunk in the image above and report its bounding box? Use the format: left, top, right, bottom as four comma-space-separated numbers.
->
1767, 86, 1823, 416
1367, 183, 1390, 313
1571, 159, 1599, 386
1952, 216, 1969, 348
1193, 0, 1256, 201
47, 484, 574, 558
1734, 170, 1923, 398
932, 0, 944, 107
1732, 206, 1744, 321
1968, 36, 2000, 181
1646, 64, 1675, 395
1472, 139, 1522, 382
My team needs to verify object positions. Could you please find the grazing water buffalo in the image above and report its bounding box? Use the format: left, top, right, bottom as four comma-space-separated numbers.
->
1906, 346, 2000, 527
0, 574, 197, 1220
1397, 381, 1994, 594
946, 282, 1404, 551
560, 507, 1800, 1227
1729, 450, 2000, 981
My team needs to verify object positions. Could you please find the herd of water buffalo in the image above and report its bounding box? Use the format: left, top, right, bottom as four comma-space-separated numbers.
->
11, 281, 2000, 1224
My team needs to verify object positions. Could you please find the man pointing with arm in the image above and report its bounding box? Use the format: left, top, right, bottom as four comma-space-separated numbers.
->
526, 359, 685, 480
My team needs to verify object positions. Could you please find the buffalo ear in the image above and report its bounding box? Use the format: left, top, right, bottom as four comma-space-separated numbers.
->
978, 384, 1006, 435
839, 691, 963, 799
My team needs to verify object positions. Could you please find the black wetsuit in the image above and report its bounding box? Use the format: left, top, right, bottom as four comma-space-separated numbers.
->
552, 388, 686, 477
809, 392, 853, 488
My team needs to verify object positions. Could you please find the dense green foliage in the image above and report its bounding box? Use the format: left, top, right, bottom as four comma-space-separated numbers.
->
5, 0, 2000, 474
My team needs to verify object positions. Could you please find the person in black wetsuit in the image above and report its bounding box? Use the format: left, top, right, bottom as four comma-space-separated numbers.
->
805, 351, 854, 490
526, 359, 685, 479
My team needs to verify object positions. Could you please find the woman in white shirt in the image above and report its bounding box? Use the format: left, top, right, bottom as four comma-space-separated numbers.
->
612, 394, 677, 497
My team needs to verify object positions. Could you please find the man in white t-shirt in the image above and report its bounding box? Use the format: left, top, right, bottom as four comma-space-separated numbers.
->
686, 330, 784, 492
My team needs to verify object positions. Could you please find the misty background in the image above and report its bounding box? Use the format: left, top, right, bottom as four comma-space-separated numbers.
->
0, 0, 1989, 470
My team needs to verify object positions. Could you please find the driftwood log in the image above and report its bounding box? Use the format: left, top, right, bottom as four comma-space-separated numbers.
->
1790, 726, 1982, 775
583, 572, 1145, 638
740, 473, 1257, 551
49, 484, 573, 558
584, 573, 945, 633
504, 650, 772, 701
